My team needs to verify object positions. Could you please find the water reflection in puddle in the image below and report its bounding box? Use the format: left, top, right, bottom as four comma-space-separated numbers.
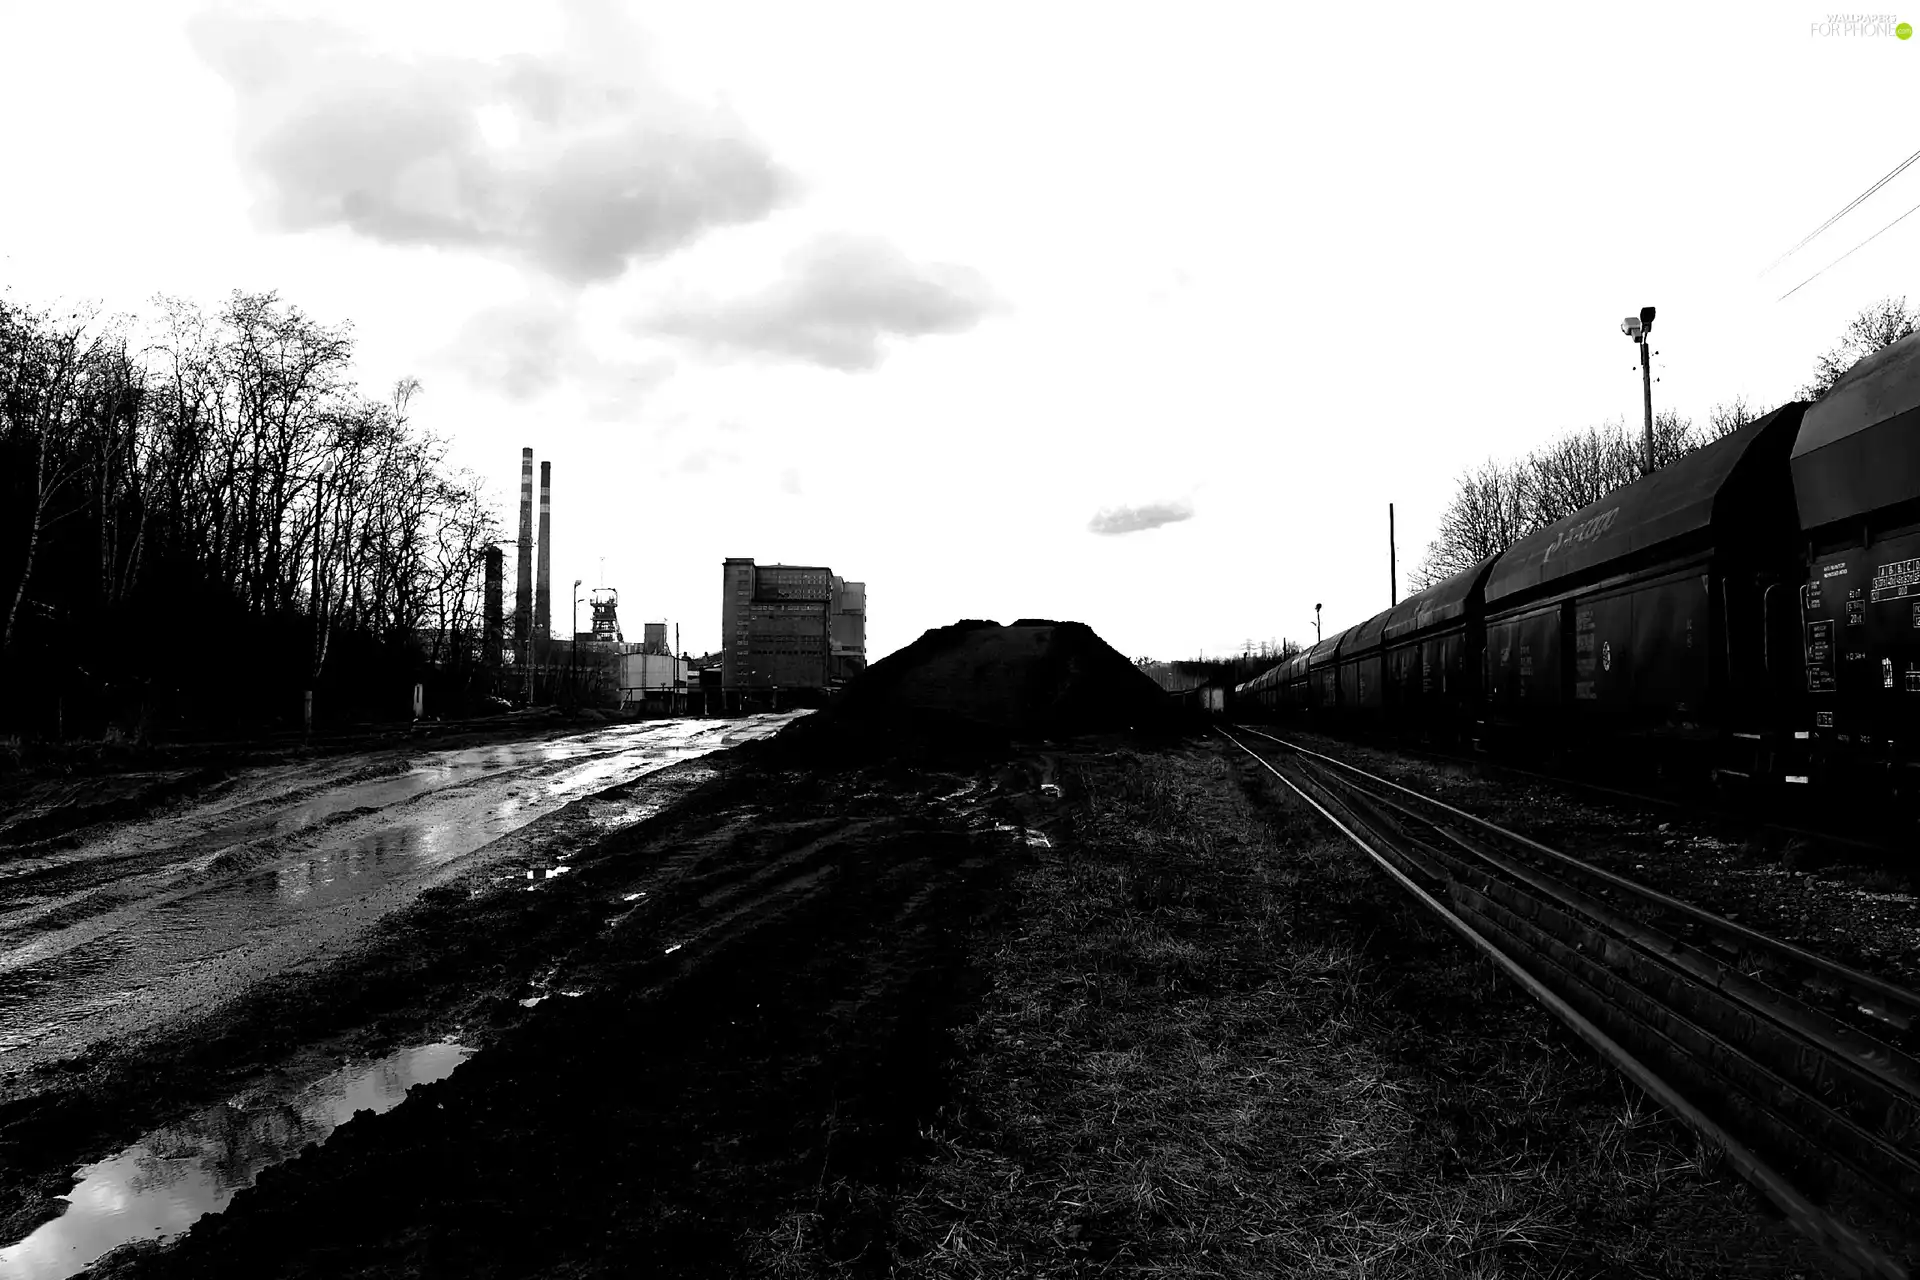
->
0, 1041, 470, 1280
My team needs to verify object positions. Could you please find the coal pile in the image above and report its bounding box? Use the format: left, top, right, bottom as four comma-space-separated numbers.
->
767, 619, 1175, 760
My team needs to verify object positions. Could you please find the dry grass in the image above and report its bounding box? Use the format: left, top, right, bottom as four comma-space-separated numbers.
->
742, 744, 1843, 1279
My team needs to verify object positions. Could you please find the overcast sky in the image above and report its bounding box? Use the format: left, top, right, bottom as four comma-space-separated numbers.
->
4, 1, 1916, 662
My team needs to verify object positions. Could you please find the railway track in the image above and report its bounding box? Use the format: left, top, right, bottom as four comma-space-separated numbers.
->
1220, 724, 1920, 1280
1275, 726, 1909, 864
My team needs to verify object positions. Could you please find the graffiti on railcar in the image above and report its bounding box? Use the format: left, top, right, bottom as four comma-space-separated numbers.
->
1541, 507, 1621, 564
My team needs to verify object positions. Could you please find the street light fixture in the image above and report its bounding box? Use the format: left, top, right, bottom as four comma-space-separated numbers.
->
1621, 305, 1656, 476
1314, 603, 1323, 645
571, 579, 584, 707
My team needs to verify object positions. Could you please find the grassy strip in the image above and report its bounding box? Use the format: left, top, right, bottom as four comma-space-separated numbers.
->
800, 742, 1843, 1278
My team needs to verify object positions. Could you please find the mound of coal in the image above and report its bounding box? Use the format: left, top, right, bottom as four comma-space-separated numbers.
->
770, 619, 1173, 760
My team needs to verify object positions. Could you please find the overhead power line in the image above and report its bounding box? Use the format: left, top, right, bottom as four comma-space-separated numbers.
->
1761, 146, 1920, 276
1778, 195, 1920, 301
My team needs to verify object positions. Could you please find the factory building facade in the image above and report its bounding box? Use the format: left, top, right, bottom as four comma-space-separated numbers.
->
720, 559, 866, 703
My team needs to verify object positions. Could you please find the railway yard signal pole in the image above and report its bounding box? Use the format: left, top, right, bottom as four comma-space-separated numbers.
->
1621, 305, 1657, 475
1389, 503, 1397, 606
1314, 603, 1322, 644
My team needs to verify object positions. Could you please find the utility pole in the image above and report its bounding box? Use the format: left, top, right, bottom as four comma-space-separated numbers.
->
1621, 306, 1657, 476
571, 579, 583, 708
1389, 503, 1397, 607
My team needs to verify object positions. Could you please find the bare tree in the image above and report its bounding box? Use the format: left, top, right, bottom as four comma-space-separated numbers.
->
1412, 412, 1704, 589
1409, 457, 1531, 590
1801, 297, 1919, 400
1706, 395, 1766, 441
0, 287, 515, 734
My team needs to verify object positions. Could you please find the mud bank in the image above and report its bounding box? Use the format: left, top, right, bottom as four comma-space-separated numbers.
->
4, 742, 1042, 1277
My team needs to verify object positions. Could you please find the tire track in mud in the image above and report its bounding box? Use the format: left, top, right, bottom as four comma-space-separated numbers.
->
0, 722, 791, 1079
0, 725, 701, 925
0, 732, 810, 1246
73, 757, 1024, 1279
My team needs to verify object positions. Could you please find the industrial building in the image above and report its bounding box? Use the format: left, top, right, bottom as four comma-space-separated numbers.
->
482, 448, 697, 713
720, 558, 866, 709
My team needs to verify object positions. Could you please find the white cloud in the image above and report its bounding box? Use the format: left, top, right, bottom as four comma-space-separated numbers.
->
188, 8, 793, 284
442, 295, 676, 415
639, 232, 998, 371
1088, 500, 1195, 536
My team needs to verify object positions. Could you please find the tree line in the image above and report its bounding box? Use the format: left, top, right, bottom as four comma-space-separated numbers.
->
0, 288, 503, 739
1410, 297, 1919, 589
1136, 638, 1306, 692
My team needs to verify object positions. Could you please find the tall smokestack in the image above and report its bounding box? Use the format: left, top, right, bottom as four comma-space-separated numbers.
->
536, 460, 552, 644
516, 449, 533, 666
483, 546, 505, 671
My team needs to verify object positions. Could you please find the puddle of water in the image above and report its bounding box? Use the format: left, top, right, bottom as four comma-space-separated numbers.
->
0, 1041, 469, 1280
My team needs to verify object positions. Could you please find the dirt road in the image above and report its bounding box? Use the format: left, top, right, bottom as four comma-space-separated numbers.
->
0, 716, 806, 1276
0, 716, 794, 1077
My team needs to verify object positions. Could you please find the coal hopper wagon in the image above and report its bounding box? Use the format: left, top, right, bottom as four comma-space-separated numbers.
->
1234, 329, 1920, 809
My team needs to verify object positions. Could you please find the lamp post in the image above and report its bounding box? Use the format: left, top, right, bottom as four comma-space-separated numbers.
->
1313, 603, 1323, 645
1621, 305, 1657, 476
571, 579, 583, 707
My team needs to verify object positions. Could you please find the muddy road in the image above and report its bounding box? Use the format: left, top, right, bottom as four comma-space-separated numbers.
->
0, 716, 794, 1076
0, 715, 808, 1275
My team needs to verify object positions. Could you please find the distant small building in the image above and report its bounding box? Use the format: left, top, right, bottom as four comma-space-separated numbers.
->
620, 651, 691, 714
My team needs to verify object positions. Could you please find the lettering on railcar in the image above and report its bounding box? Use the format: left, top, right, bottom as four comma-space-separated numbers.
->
1804, 580, 1824, 610
1805, 619, 1834, 663
1821, 560, 1849, 580
1870, 556, 1920, 602
1541, 507, 1621, 563
1816, 710, 1835, 727
1807, 664, 1836, 693
1847, 598, 1865, 626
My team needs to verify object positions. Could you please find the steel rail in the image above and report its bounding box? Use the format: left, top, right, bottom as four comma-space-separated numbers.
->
1312, 762, 1920, 1113
1324, 766, 1920, 1205
1218, 726, 1913, 1280
1274, 725, 1904, 861
1237, 724, 1920, 1035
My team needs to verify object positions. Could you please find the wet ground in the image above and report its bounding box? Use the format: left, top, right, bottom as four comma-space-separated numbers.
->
1, 1040, 470, 1278
0, 715, 800, 1276
0, 716, 793, 1075
0, 739, 1041, 1278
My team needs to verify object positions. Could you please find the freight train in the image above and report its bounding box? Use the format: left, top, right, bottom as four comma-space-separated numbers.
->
1236, 329, 1920, 809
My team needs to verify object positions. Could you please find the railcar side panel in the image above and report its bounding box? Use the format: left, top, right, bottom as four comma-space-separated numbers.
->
1486, 606, 1562, 716
1628, 573, 1712, 716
